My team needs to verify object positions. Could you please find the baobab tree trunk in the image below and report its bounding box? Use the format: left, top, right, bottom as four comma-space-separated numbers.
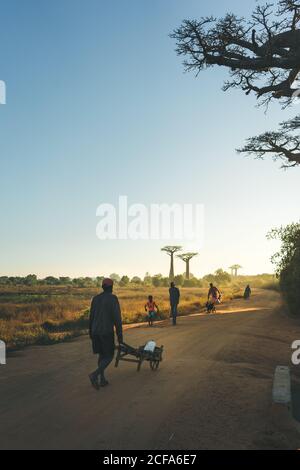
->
169, 253, 174, 281
186, 260, 190, 280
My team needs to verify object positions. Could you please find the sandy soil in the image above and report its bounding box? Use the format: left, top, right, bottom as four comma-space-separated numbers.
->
1, 289, 300, 450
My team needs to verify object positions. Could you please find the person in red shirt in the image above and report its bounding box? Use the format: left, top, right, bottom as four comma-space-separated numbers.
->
144, 295, 159, 327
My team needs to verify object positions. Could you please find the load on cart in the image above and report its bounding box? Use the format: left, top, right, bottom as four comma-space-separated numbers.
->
115, 340, 164, 371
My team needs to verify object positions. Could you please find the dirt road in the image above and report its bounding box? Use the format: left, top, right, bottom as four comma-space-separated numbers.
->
1, 289, 300, 450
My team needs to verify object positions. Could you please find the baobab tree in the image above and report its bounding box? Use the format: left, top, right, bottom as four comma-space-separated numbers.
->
161, 246, 182, 281
229, 264, 242, 276
171, 0, 300, 167
177, 252, 198, 280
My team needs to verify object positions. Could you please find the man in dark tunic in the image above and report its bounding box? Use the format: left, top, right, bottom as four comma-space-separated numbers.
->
169, 282, 180, 326
89, 278, 123, 389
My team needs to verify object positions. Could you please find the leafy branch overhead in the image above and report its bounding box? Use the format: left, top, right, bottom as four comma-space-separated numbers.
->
267, 221, 300, 274
171, 0, 300, 167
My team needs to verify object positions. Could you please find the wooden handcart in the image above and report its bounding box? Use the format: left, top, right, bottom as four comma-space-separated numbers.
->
115, 342, 164, 371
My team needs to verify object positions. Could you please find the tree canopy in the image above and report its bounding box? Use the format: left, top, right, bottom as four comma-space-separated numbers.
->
267, 221, 300, 314
267, 221, 300, 274
172, 0, 300, 167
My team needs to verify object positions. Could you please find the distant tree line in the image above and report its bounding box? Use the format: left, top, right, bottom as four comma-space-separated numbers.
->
0, 269, 234, 288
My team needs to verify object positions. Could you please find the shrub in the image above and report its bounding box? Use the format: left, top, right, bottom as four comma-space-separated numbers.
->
280, 248, 300, 315
268, 222, 300, 315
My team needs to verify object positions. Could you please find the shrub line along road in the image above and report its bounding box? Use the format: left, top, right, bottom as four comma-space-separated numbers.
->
1, 289, 300, 450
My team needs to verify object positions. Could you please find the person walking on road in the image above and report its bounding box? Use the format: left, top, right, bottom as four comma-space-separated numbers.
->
244, 284, 251, 300
88, 278, 123, 390
169, 282, 180, 326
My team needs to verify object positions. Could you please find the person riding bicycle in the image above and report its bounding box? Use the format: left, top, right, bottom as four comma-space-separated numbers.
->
207, 283, 221, 313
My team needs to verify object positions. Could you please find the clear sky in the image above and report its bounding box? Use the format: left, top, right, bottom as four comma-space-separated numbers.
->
1, 0, 299, 279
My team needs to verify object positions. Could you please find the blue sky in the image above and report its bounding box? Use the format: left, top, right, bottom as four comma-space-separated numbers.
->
1, 0, 299, 278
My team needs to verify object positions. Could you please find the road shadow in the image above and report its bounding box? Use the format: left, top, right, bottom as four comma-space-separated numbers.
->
292, 379, 300, 423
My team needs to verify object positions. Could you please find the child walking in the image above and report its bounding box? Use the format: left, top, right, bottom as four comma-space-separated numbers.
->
144, 295, 159, 327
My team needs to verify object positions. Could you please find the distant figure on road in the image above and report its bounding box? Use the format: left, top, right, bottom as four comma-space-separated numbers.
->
88, 278, 123, 390
169, 282, 180, 326
145, 295, 159, 327
207, 283, 221, 313
244, 285, 251, 300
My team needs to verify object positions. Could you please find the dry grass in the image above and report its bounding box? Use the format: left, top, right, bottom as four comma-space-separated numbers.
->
117, 286, 240, 322
0, 285, 242, 351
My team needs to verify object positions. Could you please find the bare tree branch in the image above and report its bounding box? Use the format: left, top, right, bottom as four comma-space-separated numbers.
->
171, 1, 300, 103
172, 0, 300, 168
237, 115, 300, 167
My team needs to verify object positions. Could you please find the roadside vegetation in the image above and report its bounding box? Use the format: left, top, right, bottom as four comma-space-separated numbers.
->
267, 222, 300, 316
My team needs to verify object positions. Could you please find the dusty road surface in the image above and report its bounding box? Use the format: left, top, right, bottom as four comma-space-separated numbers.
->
1, 289, 300, 450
